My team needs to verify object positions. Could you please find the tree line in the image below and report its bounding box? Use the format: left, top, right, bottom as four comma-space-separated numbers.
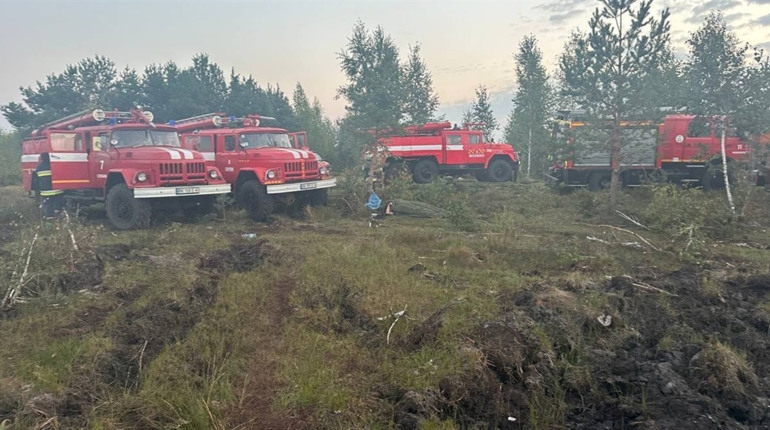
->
3, 1, 770, 183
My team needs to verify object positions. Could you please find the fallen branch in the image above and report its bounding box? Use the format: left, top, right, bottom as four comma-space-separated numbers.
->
2, 227, 39, 309
621, 275, 678, 297
587, 236, 643, 249
595, 224, 665, 253
386, 305, 408, 345
616, 210, 649, 230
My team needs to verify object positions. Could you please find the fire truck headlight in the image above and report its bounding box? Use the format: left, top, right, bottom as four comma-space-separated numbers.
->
266, 170, 276, 180
208, 169, 219, 179
136, 172, 148, 182
319, 166, 329, 176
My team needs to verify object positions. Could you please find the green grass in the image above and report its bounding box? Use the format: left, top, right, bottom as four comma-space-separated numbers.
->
1, 175, 769, 428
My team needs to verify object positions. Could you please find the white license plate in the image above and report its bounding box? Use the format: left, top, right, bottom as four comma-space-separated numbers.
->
300, 183, 317, 190
176, 187, 200, 195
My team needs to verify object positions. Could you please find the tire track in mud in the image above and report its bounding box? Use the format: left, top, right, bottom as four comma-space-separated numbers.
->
225, 275, 311, 430
6, 241, 274, 428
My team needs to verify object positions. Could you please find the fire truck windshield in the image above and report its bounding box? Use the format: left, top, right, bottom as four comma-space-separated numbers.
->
111, 130, 181, 148
238, 133, 292, 149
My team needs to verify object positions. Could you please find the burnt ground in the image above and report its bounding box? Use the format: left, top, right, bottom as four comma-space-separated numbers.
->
388, 267, 770, 429
0, 240, 275, 428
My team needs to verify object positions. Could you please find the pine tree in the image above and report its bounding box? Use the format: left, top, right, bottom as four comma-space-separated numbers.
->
403, 43, 439, 125
505, 35, 552, 178
467, 85, 498, 141
337, 22, 405, 173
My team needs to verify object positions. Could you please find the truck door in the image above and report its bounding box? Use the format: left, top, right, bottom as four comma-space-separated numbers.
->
683, 116, 713, 161
90, 132, 112, 191
443, 133, 465, 165
219, 134, 240, 183
49, 132, 90, 190
467, 133, 485, 166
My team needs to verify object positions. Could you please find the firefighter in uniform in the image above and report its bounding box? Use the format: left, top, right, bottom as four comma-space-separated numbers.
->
35, 152, 64, 218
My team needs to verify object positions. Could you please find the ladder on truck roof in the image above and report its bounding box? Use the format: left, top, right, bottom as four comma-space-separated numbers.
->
30, 109, 155, 136
173, 113, 278, 133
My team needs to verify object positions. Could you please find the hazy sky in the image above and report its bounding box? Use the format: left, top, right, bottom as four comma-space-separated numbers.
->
1, 0, 769, 133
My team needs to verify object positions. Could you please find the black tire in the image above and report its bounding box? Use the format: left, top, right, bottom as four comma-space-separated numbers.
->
486, 159, 513, 182
307, 189, 328, 207
238, 180, 273, 222
588, 172, 611, 191
412, 159, 439, 184
105, 183, 151, 230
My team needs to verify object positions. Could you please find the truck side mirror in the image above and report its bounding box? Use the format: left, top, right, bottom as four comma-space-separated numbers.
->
110, 139, 119, 146
239, 141, 248, 149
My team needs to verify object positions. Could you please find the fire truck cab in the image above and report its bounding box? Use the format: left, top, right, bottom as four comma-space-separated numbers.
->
21, 109, 230, 229
379, 122, 520, 183
177, 113, 335, 221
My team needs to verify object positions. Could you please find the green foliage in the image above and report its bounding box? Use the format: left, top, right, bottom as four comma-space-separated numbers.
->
293, 83, 338, 162
0, 132, 21, 186
337, 22, 404, 132
1, 54, 300, 132
642, 185, 730, 253
330, 170, 369, 217
573, 189, 600, 218
505, 35, 553, 178
403, 43, 440, 125
445, 201, 479, 231
685, 12, 770, 136
465, 85, 498, 141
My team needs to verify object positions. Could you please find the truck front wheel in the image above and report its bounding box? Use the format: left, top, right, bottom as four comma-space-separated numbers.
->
486, 159, 513, 182
412, 159, 438, 183
238, 180, 274, 222
105, 183, 151, 230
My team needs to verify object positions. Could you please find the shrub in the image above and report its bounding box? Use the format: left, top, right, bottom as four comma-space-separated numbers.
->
0, 132, 21, 186
642, 184, 731, 253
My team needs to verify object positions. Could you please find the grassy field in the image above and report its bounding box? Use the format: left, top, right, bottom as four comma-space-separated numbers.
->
1, 176, 769, 429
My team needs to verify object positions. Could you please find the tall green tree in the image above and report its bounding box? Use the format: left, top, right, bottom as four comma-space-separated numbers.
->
466, 85, 498, 141
293, 83, 337, 162
337, 21, 405, 171
141, 61, 179, 123
403, 43, 439, 125
504, 35, 553, 178
560, 0, 670, 207
105, 67, 144, 112
167, 54, 227, 120
685, 12, 749, 117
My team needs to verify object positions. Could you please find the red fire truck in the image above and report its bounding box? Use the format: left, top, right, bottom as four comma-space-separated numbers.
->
176, 113, 335, 221
545, 114, 753, 190
377, 122, 520, 183
21, 109, 230, 229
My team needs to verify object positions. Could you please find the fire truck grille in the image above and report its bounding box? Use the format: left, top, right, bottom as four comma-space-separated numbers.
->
186, 162, 206, 179
160, 162, 184, 179
284, 160, 319, 180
